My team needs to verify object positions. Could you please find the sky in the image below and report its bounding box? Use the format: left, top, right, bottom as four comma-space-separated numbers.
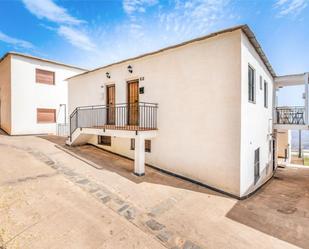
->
0, 0, 309, 105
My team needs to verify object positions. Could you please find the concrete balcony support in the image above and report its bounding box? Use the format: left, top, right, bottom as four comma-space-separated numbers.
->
66, 127, 158, 176
134, 135, 145, 176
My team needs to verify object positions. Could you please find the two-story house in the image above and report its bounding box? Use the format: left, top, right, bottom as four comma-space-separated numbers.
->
62, 25, 309, 199
0, 52, 87, 135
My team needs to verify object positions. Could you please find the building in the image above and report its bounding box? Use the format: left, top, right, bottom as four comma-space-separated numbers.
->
0, 52, 87, 135
66, 25, 308, 199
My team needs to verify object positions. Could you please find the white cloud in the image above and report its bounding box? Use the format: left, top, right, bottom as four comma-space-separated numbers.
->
0, 31, 34, 49
274, 0, 308, 16
158, 0, 231, 40
58, 26, 96, 51
76, 0, 232, 68
22, 0, 96, 51
123, 0, 158, 15
22, 0, 84, 25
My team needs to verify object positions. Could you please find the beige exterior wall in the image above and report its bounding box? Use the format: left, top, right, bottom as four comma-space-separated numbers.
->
0, 55, 12, 134
10, 55, 84, 135
69, 30, 242, 196
240, 31, 274, 196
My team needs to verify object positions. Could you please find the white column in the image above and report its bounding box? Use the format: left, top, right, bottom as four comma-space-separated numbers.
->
134, 135, 145, 176
305, 73, 309, 125
273, 88, 279, 124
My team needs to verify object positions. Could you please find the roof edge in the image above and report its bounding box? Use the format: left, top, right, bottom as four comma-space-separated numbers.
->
0, 52, 88, 71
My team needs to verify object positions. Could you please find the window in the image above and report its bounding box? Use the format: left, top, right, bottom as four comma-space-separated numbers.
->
36, 69, 55, 85
264, 81, 268, 108
259, 75, 263, 90
98, 136, 111, 146
254, 148, 260, 184
130, 139, 151, 152
37, 108, 56, 123
130, 139, 135, 150
248, 65, 255, 103
145, 140, 151, 152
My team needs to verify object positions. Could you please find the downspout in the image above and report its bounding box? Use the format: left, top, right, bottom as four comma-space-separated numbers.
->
305, 73, 309, 125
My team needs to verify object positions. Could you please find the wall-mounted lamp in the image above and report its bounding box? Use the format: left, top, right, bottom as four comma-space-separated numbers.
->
106, 72, 111, 79
127, 65, 133, 73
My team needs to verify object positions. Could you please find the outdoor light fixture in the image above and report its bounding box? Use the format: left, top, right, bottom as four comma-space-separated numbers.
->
106, 72, 111, 79
128, 65, 133, 73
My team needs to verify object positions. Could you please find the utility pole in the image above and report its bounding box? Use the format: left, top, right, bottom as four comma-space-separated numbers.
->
60, 104, 67, 124
299, 130, 302, 158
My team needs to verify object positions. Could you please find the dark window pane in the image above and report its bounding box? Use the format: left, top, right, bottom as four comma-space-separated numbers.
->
98, 136, 111, 146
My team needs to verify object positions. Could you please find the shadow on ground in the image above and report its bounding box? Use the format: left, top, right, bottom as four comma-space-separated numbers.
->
39, 136, 309, 248
227, 167, 309, 249
39, 135, 226, 198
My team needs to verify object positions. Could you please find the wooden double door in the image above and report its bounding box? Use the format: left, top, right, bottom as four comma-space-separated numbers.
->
106, 85, 115, 125
106, 80, 139, 126
127, 80, 139, 126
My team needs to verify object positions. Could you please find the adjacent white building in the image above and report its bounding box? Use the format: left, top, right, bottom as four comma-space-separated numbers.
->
65, 25, 281, 198
0, 52, 87, 135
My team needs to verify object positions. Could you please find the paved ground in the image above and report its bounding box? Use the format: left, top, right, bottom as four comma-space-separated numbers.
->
0, 135, 307, 249
227, 166, 309, 249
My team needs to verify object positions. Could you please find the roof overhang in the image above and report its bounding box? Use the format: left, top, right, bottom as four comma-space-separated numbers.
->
275, 73, 309, 88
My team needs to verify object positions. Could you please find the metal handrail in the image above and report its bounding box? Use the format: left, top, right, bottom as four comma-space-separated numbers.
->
69, 102, 158, 141
275, 106, 305, 125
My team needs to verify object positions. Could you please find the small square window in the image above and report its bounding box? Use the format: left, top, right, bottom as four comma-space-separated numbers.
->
130, 138, 135, 150
145, 140, 151, 152
98, 136, 111, 146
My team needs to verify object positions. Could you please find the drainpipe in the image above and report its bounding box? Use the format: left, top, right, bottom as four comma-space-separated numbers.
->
60, 104, 67, 124
299, 130, 302, 158
305, 73, 309, 125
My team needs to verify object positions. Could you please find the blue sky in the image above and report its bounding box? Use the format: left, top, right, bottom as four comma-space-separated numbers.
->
0, 0, 308, 104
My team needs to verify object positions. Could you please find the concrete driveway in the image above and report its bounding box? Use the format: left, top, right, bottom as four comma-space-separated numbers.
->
0, 135, 307, 249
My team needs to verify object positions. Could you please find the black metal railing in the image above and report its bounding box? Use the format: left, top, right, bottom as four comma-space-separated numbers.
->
275, 106, 305, 125
69, 102, 158, 140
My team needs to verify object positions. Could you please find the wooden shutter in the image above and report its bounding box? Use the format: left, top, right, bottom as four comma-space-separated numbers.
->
36, 69, 55, 85
37, 108, 56, 123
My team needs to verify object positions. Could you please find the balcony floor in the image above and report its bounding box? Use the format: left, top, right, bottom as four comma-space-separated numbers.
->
91, 125, 157, 131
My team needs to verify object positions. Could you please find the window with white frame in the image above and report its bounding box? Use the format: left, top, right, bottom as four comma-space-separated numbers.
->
248, 65, 255, 103
264, 80, 268, 108
259, 75, 263, 90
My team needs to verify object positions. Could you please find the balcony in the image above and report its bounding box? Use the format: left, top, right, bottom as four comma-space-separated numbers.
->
69, 102, 158, 139
275, 106, 305, 125
274, 73, 309, 130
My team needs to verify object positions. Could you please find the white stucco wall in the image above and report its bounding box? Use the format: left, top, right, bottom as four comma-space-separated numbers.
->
69, 30, 242, 196
10, 55, 84, 135
240, 31, 274, 196
0, 55, 12, 134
